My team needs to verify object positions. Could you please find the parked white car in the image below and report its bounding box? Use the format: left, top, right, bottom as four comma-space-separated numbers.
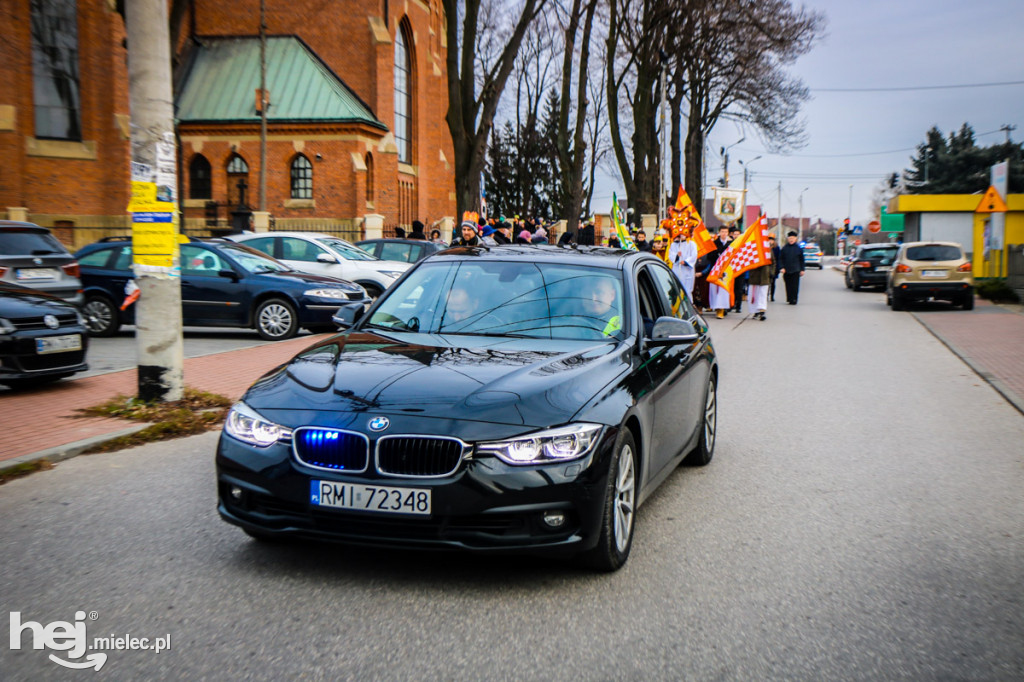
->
230, 232, 411, 298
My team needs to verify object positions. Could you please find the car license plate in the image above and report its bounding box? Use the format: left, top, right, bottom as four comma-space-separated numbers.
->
35, 334, 82, 354
877, 265, 892, 272
922, 270, 948, 278
17, 268, 57, 281
310, 480, 430, 515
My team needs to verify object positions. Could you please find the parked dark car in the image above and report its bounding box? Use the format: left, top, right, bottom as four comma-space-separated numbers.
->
0, 281, 89, 388
355, 238, 445, 263
217, 246, 718, 571
75, 238, 369, 340
0, 221, 83, 305
845, 243, 900, 290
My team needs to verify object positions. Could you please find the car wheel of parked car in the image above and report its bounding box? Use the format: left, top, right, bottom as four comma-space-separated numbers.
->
845, 272, 852, 289
684, 375, 717, 467
83, 294, 120, 336
891, 292, 906, 311
359, 282, 383, 301
852, 275, 862, 292
582, 428, 637, 572
255, 298, 298, 340
961, 293, 974, 310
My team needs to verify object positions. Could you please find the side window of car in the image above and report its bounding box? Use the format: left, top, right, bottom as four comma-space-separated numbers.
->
79, 248, 116, 268
243, 237, 276, 258
647, 263, 697, 320
380, 242, 414, 262
111, 246, 133, 271
634, 269, 663, 336
181, 245, 227, 276
280, 238, 325, 263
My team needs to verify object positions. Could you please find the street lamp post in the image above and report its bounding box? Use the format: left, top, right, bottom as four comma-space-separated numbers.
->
798, 187, 809, 241
739, 155, 761, 228
721, 136, 746, 189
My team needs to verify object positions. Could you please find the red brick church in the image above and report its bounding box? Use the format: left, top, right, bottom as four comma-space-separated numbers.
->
0, 0, 455, 244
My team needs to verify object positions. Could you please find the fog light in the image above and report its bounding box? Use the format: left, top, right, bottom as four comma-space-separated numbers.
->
230, 486, 243, 501
542, 511, 566, 529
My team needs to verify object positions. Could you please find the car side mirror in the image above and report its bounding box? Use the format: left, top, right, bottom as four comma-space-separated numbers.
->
217, 269, 239, 281
316, 253, 338, 264
331, 302, 365, 328
646, 316, 699, 347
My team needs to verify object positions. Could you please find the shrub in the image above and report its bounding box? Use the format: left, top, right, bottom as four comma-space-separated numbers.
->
976, 279, 1021, 303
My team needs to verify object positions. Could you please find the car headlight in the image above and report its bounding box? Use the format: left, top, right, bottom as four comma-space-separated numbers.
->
304, 288, 352, 300
0, 318, 15, 334
380, 271, 405, 279
476, 423, 603, 465
224, 402, 291, 447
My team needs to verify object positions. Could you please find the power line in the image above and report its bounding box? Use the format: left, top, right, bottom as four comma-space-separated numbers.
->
811, 80, 1024, 93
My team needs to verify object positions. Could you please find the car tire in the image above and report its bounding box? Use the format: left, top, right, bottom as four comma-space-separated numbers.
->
891, 291, 905, 311
845, 272, 852, 289
962, 293, 974, 310
82, 294, 120, 337
886, 289, 892, 307
581, 428, 637, 572
684, 374, 717, 467
852, 275, 862, 291
255, 298, 299, 340
359, 283, 384, 301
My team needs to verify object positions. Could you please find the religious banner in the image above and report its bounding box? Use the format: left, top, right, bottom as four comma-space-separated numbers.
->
712, 187, 745, 225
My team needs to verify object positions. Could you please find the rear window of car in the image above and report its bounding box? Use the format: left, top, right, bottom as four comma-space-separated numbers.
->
906, 245, 962, 261
862, 247, 898, 260
0, 230, 68, 256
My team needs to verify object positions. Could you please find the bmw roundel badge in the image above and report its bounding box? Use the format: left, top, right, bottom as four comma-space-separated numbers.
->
368, 416, 390, 432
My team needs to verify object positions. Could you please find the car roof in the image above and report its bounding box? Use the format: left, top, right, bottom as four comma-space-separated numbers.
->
235, 231, 347, 241
357, 238, 440, 246
423, 244, 659, 270
0, 221, 49, 231
900, 241, 963, 248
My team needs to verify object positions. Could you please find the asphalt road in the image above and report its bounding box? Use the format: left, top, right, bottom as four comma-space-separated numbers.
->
2, 266, 1022, 680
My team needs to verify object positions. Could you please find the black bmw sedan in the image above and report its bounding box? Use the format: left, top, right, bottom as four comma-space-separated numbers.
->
0, 281, 89, 388
217, 246, 718, 570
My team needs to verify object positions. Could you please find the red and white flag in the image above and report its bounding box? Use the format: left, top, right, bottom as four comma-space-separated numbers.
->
707, 215, 772, 306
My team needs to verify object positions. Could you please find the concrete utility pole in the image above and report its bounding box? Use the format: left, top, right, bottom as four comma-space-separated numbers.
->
125, 0, 184, 402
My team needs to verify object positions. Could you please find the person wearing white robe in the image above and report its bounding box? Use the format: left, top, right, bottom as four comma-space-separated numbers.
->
668, 235, 698, 300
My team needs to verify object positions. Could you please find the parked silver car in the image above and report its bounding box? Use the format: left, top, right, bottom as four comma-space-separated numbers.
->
230, 232, 410, 299
0, 222, 83, 305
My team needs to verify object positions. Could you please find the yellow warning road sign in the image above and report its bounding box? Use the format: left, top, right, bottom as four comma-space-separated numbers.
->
975, 185, 1008, 213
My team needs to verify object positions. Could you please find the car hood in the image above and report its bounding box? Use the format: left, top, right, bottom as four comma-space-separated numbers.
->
252, 270, 363, 291
242, 330, 626, 428
0, 284, 77, 317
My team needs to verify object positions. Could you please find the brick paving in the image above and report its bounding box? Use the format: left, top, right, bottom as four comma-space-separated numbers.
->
913, 299, 1024, 415
0, 335, 320, 463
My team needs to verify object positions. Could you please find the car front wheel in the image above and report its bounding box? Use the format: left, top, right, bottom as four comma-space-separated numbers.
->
582, 428, 637, 572
83, 295, 120, 336
255, 298, 298, 340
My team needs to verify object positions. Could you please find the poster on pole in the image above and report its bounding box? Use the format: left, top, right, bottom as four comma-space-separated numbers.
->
712, 187, 745, 225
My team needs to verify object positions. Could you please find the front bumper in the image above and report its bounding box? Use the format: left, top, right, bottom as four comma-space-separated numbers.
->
0, 327, 89, 382
216, 426, 618, 555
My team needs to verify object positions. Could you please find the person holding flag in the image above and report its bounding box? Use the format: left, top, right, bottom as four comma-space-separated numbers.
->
706, 216, 773, 319
745, 216, 774, 320
707, 227, 733, 318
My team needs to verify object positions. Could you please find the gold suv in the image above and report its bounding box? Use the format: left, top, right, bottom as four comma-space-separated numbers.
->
886, 241, 974, 310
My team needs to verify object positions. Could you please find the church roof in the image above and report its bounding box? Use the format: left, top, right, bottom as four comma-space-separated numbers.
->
176, 36, 385, 129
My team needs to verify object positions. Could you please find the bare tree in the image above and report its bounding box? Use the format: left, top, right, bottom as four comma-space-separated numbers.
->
444, 0, 549, 219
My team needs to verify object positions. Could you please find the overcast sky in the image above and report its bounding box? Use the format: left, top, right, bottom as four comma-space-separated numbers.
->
595, 0, 1024, 228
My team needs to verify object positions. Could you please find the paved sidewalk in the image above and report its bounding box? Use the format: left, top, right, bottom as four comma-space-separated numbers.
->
1, 334, 322, 465
913, 299, 1024, 416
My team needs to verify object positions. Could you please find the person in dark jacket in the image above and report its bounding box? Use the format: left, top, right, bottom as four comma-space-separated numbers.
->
778, 231, 805, 304
451, 219, 481, 247
634, 230, 653, 252
408, 220, 426, 240
492, 221, 513, 245
557, 229, 574, 245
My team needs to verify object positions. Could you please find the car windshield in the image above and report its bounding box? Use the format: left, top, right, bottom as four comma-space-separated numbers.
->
218, 243, 293, 273
906, 245, 963, 262
319, 237, 378, 261
365, 260, 627, 341
0, 230, 68, 256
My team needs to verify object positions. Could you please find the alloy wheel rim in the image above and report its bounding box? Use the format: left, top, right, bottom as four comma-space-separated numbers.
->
260, 304, 292, 337
84, 300, 111, 332
704, 382, 717, 452
613, 443, 635, 553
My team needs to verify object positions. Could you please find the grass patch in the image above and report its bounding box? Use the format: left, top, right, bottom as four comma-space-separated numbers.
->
75, 387, 233, 454
0, 459, 55, 485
